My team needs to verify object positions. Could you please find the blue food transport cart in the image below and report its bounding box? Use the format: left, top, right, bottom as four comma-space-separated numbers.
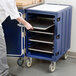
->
2, 3, 72, 72
25, 3, 72, 72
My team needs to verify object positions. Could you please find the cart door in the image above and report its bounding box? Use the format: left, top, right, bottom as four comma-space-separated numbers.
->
2, 17, 25, 57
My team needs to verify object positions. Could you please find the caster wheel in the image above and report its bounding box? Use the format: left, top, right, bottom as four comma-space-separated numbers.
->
17, 58, 24, 66
26, 58, 32, 68
62, 52, 68, 60
49, 62, 56, 73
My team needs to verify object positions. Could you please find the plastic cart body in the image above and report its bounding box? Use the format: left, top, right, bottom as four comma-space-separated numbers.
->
25, 4, 72, 72
2, 3, 72, 72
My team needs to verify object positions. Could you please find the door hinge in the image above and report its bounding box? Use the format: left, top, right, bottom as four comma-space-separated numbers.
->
57, 17, 61, 22
22, 49, 25, 54
56, 35, 60, 39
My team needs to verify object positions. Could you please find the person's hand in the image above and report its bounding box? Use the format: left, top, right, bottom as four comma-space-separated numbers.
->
16, 17, 33, 30
24, 22, 33, 30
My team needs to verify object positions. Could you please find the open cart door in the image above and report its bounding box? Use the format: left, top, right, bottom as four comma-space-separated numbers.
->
2, 17, 25, 57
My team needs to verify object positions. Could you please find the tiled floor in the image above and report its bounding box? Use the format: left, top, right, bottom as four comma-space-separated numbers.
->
7, 57, 76, 76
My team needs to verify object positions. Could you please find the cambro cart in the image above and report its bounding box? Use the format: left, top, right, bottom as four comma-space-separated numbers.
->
25, 4, 72, 72
2, 3, 72, 72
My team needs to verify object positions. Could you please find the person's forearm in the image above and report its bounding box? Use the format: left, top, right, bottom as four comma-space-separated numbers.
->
16, 17, 28, 25
16, 17, 33, 30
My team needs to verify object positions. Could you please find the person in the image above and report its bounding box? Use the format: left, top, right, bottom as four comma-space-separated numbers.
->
0, 0, 33, 76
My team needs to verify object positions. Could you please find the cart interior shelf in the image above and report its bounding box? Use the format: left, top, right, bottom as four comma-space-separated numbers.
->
28, 17, 54, 30
29, 26, 54, 35
28, 43, 53, 54
29, 34, 54, 44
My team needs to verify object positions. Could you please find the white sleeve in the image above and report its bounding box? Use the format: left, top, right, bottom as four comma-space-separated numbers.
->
6, 0, 20, 19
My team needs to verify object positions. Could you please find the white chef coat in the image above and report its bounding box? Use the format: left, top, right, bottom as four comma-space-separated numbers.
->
0, 0, 20, 25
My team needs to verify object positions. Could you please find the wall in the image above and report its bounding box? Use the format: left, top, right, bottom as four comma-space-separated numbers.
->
45, 0, 76, 52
